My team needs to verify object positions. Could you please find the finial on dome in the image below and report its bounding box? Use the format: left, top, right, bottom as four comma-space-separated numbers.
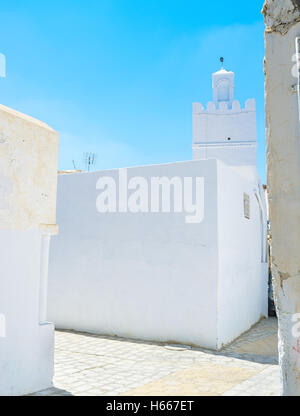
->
220, 57, 224, 69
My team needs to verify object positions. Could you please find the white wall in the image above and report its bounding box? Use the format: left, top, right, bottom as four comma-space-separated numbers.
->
217, 162, 268, 348
48, 160, 220, 349
48, 159, 267, 350
0, 230, 54, 396
0, 104, 58, 396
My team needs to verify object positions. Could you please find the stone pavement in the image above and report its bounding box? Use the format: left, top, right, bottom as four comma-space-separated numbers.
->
32, 318, 279, 396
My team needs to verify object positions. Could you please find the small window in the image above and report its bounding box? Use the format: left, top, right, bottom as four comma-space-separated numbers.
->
244, 193, 250, 220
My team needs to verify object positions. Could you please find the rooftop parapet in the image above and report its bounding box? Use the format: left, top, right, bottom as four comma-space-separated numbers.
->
193, 99, 256, 114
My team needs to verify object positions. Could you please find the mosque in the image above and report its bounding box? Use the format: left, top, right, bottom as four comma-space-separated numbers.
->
47, 63, 268, 350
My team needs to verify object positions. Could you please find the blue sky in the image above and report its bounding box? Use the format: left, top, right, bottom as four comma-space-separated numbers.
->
0, 0, 266, 180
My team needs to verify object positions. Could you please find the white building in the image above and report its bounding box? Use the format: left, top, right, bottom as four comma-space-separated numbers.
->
0, 105, 59, 396
47, 67, 268, 350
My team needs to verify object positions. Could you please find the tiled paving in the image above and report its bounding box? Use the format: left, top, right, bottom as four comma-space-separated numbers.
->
32, 317, 279, 396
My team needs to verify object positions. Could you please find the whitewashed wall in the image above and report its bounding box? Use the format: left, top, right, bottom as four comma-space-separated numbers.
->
48, 159, 267, 350
217, 163, 268, 348
0, 105, 58, 396
0, 230, 54, 395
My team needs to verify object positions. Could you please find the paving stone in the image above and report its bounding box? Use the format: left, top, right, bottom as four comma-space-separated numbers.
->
30, 318, 280, 396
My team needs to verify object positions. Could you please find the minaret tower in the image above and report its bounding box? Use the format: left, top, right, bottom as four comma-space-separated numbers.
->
192, 59, 257, 167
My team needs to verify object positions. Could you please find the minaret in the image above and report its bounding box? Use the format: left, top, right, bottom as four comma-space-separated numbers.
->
192, 60, 257, 167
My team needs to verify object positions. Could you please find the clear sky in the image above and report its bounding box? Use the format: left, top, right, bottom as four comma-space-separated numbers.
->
0, 0, 266, 181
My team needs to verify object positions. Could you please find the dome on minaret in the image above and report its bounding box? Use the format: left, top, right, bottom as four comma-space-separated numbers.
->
212, 67, 235, 109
